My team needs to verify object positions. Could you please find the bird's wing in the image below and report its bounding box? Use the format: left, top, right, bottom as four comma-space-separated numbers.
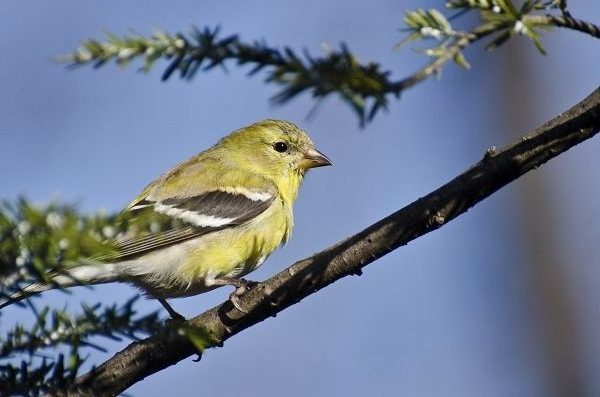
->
100, 188, 277, 261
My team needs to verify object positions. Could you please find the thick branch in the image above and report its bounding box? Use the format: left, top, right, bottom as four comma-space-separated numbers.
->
59, 87, 600, 396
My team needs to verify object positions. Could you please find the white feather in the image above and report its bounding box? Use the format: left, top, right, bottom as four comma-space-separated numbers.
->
116, 237, 204, 296
219, 187, 273, 201
57, 263, 120, 284
153, 202, 235, 227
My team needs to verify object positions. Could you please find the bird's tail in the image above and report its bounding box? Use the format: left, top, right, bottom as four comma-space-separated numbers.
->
0, 263, 120, 310
0, 281, 56, 309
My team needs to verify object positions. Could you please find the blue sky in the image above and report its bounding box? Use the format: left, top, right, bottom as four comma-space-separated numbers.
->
1, 1, 599, 396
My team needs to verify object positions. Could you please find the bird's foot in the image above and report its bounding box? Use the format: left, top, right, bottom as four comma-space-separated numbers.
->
212, 277, 257, 313
232, 278, 258, 295
229, 293, 247, 313
156, 297, 186, 324
229, 280, 255, 313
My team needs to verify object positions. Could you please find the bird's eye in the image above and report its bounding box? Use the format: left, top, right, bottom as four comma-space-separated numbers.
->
273, 142, 288, 153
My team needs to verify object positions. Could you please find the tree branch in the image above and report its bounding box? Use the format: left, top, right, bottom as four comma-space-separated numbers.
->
63, 11, 599, 126
395, 13, 600, 93
53, 86, 600, 396
529, 14, 600, 38
391, 22, 500, 93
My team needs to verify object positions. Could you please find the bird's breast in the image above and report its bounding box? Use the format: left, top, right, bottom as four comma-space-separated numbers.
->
183, 198, 291, 278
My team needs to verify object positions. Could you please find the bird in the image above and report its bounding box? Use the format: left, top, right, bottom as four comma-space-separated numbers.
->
0, 119, 332, 319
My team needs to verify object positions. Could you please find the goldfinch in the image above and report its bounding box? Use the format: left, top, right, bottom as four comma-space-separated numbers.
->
1, 119, 332, 318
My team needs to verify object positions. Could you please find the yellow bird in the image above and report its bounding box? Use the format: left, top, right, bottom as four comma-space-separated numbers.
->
1, 119, 332, 319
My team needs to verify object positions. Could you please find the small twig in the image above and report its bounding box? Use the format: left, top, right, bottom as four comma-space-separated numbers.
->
525, 14, 600, 38
391, 23, 504, 93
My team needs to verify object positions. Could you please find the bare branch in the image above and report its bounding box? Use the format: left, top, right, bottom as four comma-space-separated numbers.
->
54, 86, 600, 397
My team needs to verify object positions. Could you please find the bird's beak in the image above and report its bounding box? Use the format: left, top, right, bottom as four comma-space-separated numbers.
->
300, 147, 333, 170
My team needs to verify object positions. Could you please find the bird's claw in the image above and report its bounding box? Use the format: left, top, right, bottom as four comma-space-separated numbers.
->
229, 292, 248, 313
228, 278, 258, 313
232, 278, 257, 296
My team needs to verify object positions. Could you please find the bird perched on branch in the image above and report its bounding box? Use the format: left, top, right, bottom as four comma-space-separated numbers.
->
0, 119, 332, 319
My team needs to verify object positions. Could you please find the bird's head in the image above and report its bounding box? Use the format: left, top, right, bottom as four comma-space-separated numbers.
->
219, 119, 332, 178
